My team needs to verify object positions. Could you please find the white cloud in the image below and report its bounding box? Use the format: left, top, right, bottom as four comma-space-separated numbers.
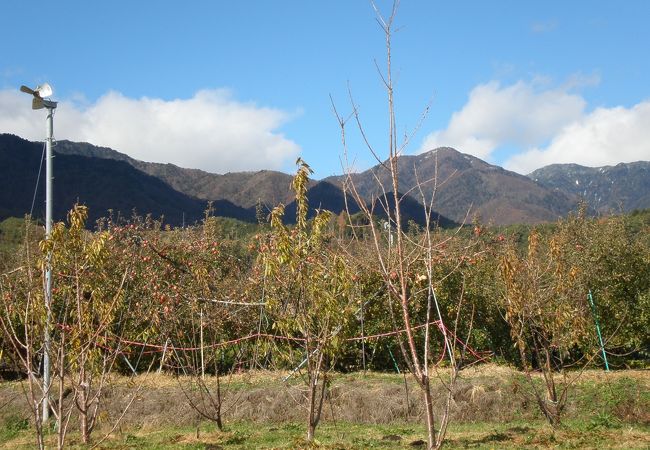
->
0, 88, 301, 173
418, 78, 650, 173
531, 19, 558, 34
419, 80, 586, 160
505, 101, 650, 173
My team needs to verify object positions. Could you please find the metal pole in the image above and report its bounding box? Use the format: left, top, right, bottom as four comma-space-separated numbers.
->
587, 290, 610, 372
158, 338, 170, 373
200, 308, 205, 380
360, 298, 366, 373
283, 349, 319, 382
42, 106, 54, 423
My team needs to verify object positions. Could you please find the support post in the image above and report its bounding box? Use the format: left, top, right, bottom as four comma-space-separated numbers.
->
360, 299, 366, 373
200, 308, 205, 380
158, 339, 170, 374
42, 106, 55, 423
588, 290, 610, 372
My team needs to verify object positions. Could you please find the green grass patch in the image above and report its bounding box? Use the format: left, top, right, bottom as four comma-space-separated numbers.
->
0, 414, 29, 442
1, 419, 649, 449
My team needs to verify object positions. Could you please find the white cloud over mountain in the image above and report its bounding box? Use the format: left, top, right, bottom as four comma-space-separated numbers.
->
505, 101, 650, 173
419, 80, 586, 160
0, 88, 300, 173
419, 79, 650, 174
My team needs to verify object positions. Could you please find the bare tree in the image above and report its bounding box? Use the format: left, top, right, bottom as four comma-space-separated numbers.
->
0, 207, 143, 448
169, 304, 248, 434
333, 2, 476, 447
1, 259, 49, 449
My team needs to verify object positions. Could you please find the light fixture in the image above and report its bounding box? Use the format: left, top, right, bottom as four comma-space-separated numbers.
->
20, 83, 58, 110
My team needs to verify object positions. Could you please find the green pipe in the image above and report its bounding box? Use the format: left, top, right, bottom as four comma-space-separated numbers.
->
588, 290, 610, 372
388, 346, 401, 374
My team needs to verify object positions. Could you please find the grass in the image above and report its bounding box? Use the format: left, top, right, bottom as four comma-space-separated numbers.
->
1, 419, 648, 449
1, 366, 648, 448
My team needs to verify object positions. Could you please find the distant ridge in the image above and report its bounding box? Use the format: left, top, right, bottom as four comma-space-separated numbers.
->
528, 162, 650, 213
2, 133, 648, 227
53, 139, 299, 210
326, 148, 577, 225
0, 134, 253, 226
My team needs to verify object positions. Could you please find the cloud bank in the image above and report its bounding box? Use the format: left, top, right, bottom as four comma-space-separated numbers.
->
0, 88, 300, 173
419, 80, 650, 174
506, 101, 650, 173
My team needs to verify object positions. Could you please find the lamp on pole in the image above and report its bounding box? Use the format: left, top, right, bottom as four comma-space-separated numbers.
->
20, 83, 57, 423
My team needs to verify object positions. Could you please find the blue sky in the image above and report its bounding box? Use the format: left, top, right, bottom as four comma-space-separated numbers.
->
1, 1, 649, 177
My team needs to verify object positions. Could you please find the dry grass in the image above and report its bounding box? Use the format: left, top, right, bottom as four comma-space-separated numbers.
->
0, 365, 648, 448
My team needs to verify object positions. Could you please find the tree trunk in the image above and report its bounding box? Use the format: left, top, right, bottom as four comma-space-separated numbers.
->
79, 388, 89, 444
215, 373, 224, 431
422, 376, 437, 450
307, 421, 316, 443
78, 361, 91, 445
307, 375, 318, 442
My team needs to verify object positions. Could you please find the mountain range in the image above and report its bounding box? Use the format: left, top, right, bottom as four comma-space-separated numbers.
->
324, 148, 577, 225
529, 162, 650, 214
1, 133, 648, 227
